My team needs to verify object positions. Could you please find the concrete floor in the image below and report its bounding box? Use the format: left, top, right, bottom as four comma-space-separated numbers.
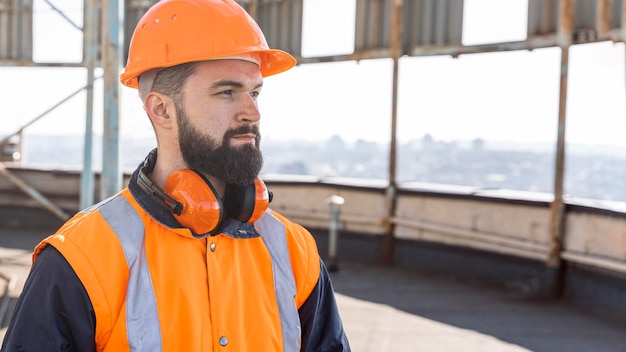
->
331, 261, 626, 352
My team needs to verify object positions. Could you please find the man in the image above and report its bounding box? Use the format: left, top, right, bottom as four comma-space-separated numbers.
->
1, 0, 351, 351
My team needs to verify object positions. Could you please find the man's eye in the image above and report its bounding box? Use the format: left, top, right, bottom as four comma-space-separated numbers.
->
250, 91, 260, 98
219, 90, 233, 96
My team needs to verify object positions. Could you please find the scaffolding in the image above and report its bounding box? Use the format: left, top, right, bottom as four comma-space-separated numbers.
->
1, 0, 624, 267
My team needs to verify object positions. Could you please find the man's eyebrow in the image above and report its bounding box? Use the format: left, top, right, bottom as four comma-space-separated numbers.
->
211, 80, 263, 90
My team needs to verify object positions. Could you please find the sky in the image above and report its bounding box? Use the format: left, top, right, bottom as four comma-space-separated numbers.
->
1, 0, 625, 149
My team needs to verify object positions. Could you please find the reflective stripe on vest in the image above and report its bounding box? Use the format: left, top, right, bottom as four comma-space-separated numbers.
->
257, 212, 301, 352
99, 196, 162, 351
98, 197, 301, 351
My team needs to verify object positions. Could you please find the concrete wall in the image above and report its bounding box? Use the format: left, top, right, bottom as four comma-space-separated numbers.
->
4, 167, 626, 312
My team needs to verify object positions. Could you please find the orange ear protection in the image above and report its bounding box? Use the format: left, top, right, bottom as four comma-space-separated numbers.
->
136, 152, 272, 235
163, 169, 225, 235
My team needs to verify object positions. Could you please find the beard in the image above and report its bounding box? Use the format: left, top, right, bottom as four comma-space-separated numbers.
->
177, 106, 263, 185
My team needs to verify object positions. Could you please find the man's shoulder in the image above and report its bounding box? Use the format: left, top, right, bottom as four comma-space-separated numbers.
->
266, 210, 313, 239
55, 189, 134, 234
263, 209, 319, 260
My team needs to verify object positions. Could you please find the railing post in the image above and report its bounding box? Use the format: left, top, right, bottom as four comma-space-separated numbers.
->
548, 0, 574, 270
381, 0, 403, 265
101, 0, 123, 199
326, 195, 345, 272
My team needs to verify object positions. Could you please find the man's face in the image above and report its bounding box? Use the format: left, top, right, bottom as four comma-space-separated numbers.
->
176, 60, 264, 185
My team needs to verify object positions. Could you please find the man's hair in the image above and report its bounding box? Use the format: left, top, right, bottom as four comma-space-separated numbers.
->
150, 62, 197, 105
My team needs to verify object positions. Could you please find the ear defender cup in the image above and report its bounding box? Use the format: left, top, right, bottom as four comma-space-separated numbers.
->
224, 177, 271, 223
139, 158, 272, 234
164, 169, 224, 235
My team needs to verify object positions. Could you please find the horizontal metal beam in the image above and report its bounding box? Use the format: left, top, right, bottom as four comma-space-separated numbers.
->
297, 28, 624, 65
0, 61, 86, 67
0, 162, 70, 221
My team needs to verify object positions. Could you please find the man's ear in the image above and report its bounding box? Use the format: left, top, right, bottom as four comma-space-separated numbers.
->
144, 92, 175, 129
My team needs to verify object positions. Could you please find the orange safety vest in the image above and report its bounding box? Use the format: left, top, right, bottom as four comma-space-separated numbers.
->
33, 189, 321, 351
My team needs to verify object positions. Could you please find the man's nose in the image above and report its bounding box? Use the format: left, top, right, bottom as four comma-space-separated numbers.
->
238, 94, 261, 122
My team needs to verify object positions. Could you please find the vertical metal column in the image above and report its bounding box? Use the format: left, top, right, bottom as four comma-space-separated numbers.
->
595, 0, 612, 38
547, 0, 574, 268
623, 0, 626, 41
381, 0, 403, 264
623, 0, 626, 106
101, 0, 123, 199
80, 0, 98, 209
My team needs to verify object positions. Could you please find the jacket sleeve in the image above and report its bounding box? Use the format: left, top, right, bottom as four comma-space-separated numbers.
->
1, 245, 96, 352
298, 260, 351, 352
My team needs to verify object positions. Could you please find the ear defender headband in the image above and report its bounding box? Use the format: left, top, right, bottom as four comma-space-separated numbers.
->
137, 151, 271, 235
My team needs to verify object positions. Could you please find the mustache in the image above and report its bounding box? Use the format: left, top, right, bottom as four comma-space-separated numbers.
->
222, 125, 260, 142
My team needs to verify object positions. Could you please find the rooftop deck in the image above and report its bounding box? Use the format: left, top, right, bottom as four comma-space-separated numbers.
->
333, 261, 626, 351
0, 224, 625, 351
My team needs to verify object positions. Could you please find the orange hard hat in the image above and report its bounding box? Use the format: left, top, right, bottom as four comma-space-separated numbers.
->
120, 0, 297, 88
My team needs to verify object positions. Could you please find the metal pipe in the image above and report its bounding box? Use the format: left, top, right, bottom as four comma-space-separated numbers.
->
101, 0, 123, 199
326, 195, 345, 272
557, 0, 574, 47
80, 0, 98, 209
547, 46, 569, 268
622, 0, 626, 40
42, 0, 82, 30
0, 162, 69, 220
0, 62, 86, 67
16, 130, 23, 162
381, 0, 403, 264
596, 0, 612, 38
621, 0, 626, 112
548, 0, 573, 268
0, 81, 100, 147
372, 0, 381, 48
